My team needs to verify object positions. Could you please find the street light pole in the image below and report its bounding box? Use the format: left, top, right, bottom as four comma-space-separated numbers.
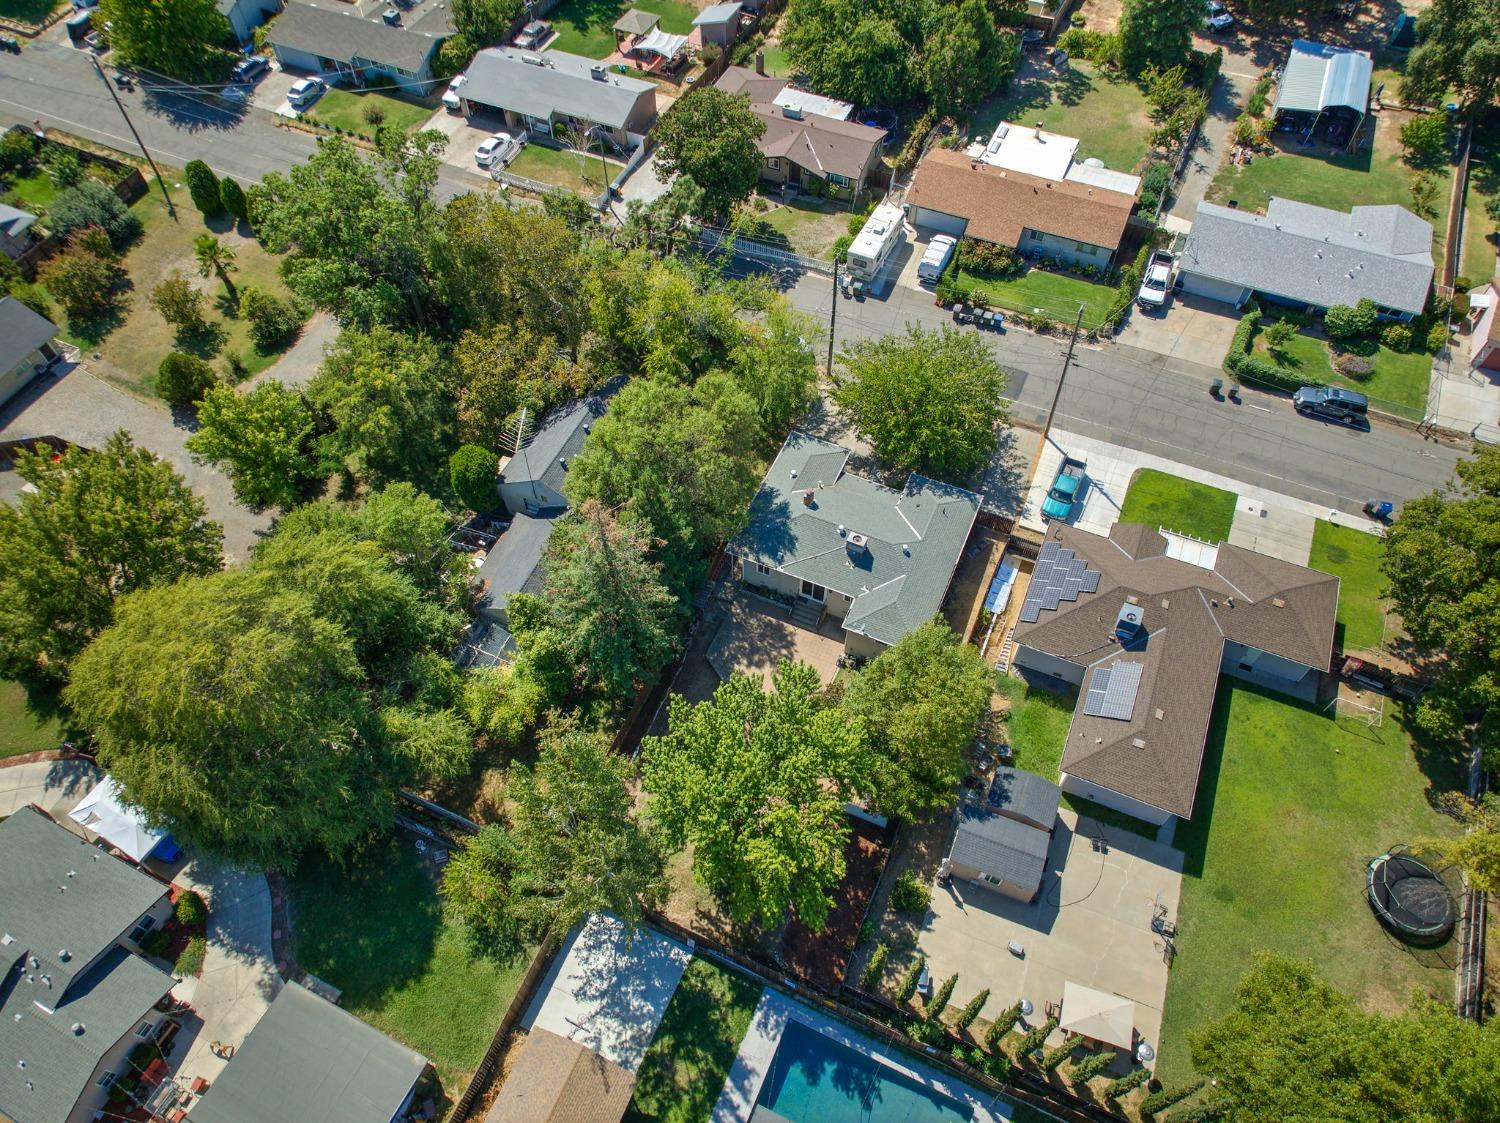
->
90, 56, 176, 220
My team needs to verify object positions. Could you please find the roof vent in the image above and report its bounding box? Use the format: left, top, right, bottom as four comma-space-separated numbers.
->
71, 1022, 84, 1035
1115, 601, 1144, 645
582, 423, 591, 434
1131, 737, 1147, 749
1159, 597, 1170, 609
557, 457, 566, 470
1154, 708, 1165, 721
901, 544, 910, 556
1, 934, 12, 946
521, 52, 544, 65
1272, 596, 1286, 608
781, 104, 802, 119
1226, 596, 1235, 608
57, 949, 70, 962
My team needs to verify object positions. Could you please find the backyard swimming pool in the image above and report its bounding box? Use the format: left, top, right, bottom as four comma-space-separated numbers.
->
754, 1018, 975, 1123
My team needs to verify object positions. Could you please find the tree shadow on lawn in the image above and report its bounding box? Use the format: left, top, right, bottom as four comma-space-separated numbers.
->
551, 0, 625, 36
175, 319, 228, 359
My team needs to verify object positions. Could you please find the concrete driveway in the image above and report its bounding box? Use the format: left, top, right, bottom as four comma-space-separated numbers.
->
1115, 293, 1241, 367
424, 106, 514, 181
916, 808, 1184, 1062
250, 67, 300, 115
0, 756, 100, 818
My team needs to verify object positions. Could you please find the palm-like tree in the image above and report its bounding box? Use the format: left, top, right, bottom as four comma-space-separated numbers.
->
194, 234, 237, 303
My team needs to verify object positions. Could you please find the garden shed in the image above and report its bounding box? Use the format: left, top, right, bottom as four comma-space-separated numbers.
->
1272, 40, 1373, 148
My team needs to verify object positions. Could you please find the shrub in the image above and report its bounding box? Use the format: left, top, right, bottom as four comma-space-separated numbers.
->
1409, 170, 1439, 218
173, 935, 207, 977
450, 443, 500, 512
1015, 1017, 1057, 1059
1332, 353, 1374, 380
239, 287, 303, 352
1105, 1067, 1151, 1100
1057, 27, 1118, 65
150, 272, 205, 330
955, 238, 1022, 278
1324, 299, 1376, 340
184, 160, 223, 216
908, 1017, 947, 1045
926, 973, 957, 1020
985, 1001, 1023, 1049
39, 246, 120, 323
860, 942, 889, 989
1426, 320, 1449, 353
890, 871, 931, 914
1072, 1050, 1117, 1082
978, 1048, 1012, 1081
1246, 74, 1274, 117
48, 148, 84, 189
1141, 1078, 1207, 1117
48, 179, 142, 248
1041, 1043, 1073, 1071
219, 176, 248, 223
1169, 1099, 1234, 1122
892, 110, 935, 179
156, 351, 218, 406
139, 929, 171, 957
1400, 111, 1450, 167
954, 987, 989, 1031
895, 956, 925, 1002
0, 127, 38, 173
1263, 317, 1296, 359
174, 890, 207, 926
831, 233, 853, 263
11, 283, 53, 321
1379, 322, 1412, 352
1137, 161, 1173, 214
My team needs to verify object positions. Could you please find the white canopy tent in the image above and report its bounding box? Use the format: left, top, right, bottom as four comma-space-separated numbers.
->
632, 27, 688, 59
1059, 981, 1136, 1050
68, 776, 169, 862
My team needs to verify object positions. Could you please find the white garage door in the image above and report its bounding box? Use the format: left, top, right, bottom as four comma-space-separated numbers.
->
908, 206, 968, 239
1178, 271, 1250, 307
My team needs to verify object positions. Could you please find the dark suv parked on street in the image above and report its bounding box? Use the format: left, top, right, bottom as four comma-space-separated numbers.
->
1293, 385, 1368, 425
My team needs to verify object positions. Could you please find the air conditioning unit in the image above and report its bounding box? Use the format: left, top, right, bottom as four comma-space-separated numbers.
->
590, 65, 606, 81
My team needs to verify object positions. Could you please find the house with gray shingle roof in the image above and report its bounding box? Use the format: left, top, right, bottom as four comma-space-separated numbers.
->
1177, 197, 1433, 319
0, 808, 176, 1123
1011, 521, 1339, 826
945, 767, 1063, 902
267, 0, 447, 92
729, 432, 982, 660
459, 47, 658, 151
0, 201, 39, 260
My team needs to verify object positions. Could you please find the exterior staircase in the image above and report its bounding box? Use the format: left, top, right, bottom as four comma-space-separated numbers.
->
995, 628, 1016, 673
790, 598, 824, 630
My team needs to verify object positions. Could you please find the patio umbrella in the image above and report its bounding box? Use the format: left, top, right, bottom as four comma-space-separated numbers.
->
1058, 981, 1136, 1050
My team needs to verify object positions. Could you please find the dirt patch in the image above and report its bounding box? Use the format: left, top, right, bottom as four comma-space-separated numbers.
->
1075, 0, 1123, 33
779, 815, 891, 992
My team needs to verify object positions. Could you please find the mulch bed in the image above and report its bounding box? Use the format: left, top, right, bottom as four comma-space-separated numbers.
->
779, 814, 891, 992
162, 884, 207, 975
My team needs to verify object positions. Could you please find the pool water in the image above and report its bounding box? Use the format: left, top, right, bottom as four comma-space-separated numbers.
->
755, 1018, 975, 1123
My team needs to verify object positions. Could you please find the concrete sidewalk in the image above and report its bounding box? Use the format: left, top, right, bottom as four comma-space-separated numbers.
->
0, 756, 100, 818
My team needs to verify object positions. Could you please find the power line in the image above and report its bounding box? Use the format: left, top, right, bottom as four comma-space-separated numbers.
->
88, 54, 176, 219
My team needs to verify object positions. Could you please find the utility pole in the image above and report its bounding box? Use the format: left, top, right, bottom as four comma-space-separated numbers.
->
90, 56, 176, 220
1039, 302, 1087, 446
826, 259, 839, 379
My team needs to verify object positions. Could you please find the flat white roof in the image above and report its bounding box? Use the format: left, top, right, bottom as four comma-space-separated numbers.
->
965, 120, 1141, 196
772, 86, 853, 121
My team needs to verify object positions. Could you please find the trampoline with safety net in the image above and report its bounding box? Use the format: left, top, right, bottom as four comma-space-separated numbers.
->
1366, 848, 1456, 944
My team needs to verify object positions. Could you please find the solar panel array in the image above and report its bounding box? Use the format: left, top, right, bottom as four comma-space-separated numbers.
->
1019, 539, 1101, 623
1082, 661, 1144, 721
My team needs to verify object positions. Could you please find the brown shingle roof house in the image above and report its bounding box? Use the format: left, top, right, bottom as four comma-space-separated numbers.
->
1011, 521, 1338, 825
904, 147, 1136, 265
484, 1028, 636, 1123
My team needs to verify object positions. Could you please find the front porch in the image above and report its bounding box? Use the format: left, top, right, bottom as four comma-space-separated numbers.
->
706, 590, 848, 689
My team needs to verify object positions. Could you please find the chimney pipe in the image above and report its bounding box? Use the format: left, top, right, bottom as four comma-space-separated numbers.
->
801, 491, 813, 508
755, 49, 765, 75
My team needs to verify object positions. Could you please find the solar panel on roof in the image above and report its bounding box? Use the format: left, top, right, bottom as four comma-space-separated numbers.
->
1081, 570, 1101, 593
1097, 661, 1144, 721
1082, 666, 1113, 716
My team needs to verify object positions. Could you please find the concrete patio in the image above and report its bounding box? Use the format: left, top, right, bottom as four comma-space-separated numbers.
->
913, 808, 1184, 1062
706, 594, 846, 688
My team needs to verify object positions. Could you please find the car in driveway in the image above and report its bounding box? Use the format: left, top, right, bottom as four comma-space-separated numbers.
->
1293, 385, 1368, 426
231, 55, 269, 84
514, 19, 550, 49
1206, 1, 1235, 30
474, 133, 518, 168
287, 76, 324, 108
1041, 457, 1087, 521
1136, 249, 1174, 313
443, 74, 466, 111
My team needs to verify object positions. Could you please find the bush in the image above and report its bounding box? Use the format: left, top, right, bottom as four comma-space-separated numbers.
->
173, 935, 207, 977
239, 287, 303, 352
955, 238, 1022, 278
0, 127, 38, 173
174, 890, 207, 926
1141, 1078, 1207, 1117
184, 160, 223, 216
1379, 322, 1412, 352
1057, 27, 1119, 65
926, 973, 957, 1020
1015, 1016, 1057, 1059
156, 352, 218, 405
1324, 298, 1376, 340
831, 233, 853, 263
1400, 111, 1450, 167
985, 1001, 1023, 1049
11, 283, 53, 321
1332, 352, 1374, 380
954, 987, 989, 1031
219, 177, 248, 223
48, 148, 84, 189
48, 179, 142, 248
39, 246, 120, 323
860, 942, 889, 989
1426, 320, 1449, 353
1071, 1050, 1117, 1082
1169, 1099, 1234, 1122
895, 956, 925, 1002
1041, 1042, 1073, 1071
150, 272, 205, 330
450, 443, 500, 512
907, 1017, 947, 1046
890, 871, 931, 914
1137, 161, 1172, 214
1105, 1067, 1151, 1100
892, 111, 935, 179
139, 929, 171, 957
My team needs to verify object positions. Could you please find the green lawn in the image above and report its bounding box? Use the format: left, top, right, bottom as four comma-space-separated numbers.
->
1157, 683, 1465, 1084
289, 833, 534, 1092
624, 957, 762, 1123
0, 681, 78, 761
1118, 468, 1237, 542
1460, 130, 1500, 289
973, 62, 1152, 173
547, 0, 697, 58
745, 198, 848, 258
1206, 113, 1451, 260
504, 143, 621, 195
996, 674, 1077, 783
955, 266, 1115, 325
305, 88, 435, 136
759, 43, 793, 78
0, 0, 62, 25
1, 168, 62, 212
1251, 323, 1432, 419
1308, 520, 1389, 653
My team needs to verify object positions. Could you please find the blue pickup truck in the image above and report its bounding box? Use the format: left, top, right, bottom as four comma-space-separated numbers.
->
1041, 457, 1087, 522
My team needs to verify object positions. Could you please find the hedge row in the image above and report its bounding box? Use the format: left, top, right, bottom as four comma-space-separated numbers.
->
1222, 306, 1324, 393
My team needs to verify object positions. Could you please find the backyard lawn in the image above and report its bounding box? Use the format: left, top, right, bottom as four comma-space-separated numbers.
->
759, 43, 793, 78
995, 674, 1076, 783
1206, 113, 1451, 259
744, 197, 848, 258
1, 168, 62, 213
1250, 324, 1432, 419
304, 88, 435, 136
973, 61, 1152, 173
1118, 468, 1237, 542
955, 265, 1115, 325
547, 0, 697, 58
0, 681, 77, 761
1308, 520, 1390, 653
624, 957, 762, 1123
1460, 129, 1500, 289
505, 143, 621, 194
1156, 683, 1464, 1083
289, 833, 534, 1093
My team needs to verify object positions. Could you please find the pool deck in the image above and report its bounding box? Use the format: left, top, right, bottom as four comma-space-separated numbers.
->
711, 989, 1013, 1123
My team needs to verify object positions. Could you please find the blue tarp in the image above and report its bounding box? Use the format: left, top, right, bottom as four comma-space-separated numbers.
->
984, 562, 1019, 614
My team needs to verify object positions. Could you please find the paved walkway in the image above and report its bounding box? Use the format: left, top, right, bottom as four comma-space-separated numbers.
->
243, 310, 338, 391
0, 755, 100, 817
168, 858, 280, 1086
1167, 68, 1247, 223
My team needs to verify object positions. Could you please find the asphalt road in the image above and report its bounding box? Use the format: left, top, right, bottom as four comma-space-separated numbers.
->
0, 41, 1468, 515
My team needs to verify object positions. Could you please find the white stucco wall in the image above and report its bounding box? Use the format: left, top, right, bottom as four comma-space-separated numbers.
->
1060, 772, 1173, 827
1012, 645, 1085, 687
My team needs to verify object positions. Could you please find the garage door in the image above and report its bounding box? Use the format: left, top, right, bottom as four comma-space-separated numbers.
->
907, 206, 968, 239
1178, 270, 1249, 307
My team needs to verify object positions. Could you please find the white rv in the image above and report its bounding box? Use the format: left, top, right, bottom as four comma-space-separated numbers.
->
846, 203, 906, 282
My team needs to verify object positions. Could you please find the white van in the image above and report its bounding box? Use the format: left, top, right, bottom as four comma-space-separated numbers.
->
846, 204, 906, 283
917, 235, 957, 285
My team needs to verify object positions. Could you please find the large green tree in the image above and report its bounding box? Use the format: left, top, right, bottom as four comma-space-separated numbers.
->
1189, 954, 1500, 1122
841, 619, 995, 821
450, 0, 522, 47
187, 381, 321, 510
0, 433, 222, 684
922, 0, 1019, 118
642, 662, 866, 931
780, 0, 921, 108
98, 0, 230, 82
1116, 0, 1200, 76
306, 325, 455, 489
441, 720, 666, 953
1382, 446, 1500, 748
1419, 793, 1500, 894
728, 303, 820, 435
1400, 0, 1500, 113
834, 323, 1009, 479
452, 322, 584, 449
650, 87, 765, 220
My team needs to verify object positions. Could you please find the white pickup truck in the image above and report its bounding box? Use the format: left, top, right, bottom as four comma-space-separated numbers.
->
1136, 249, 1175, 313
